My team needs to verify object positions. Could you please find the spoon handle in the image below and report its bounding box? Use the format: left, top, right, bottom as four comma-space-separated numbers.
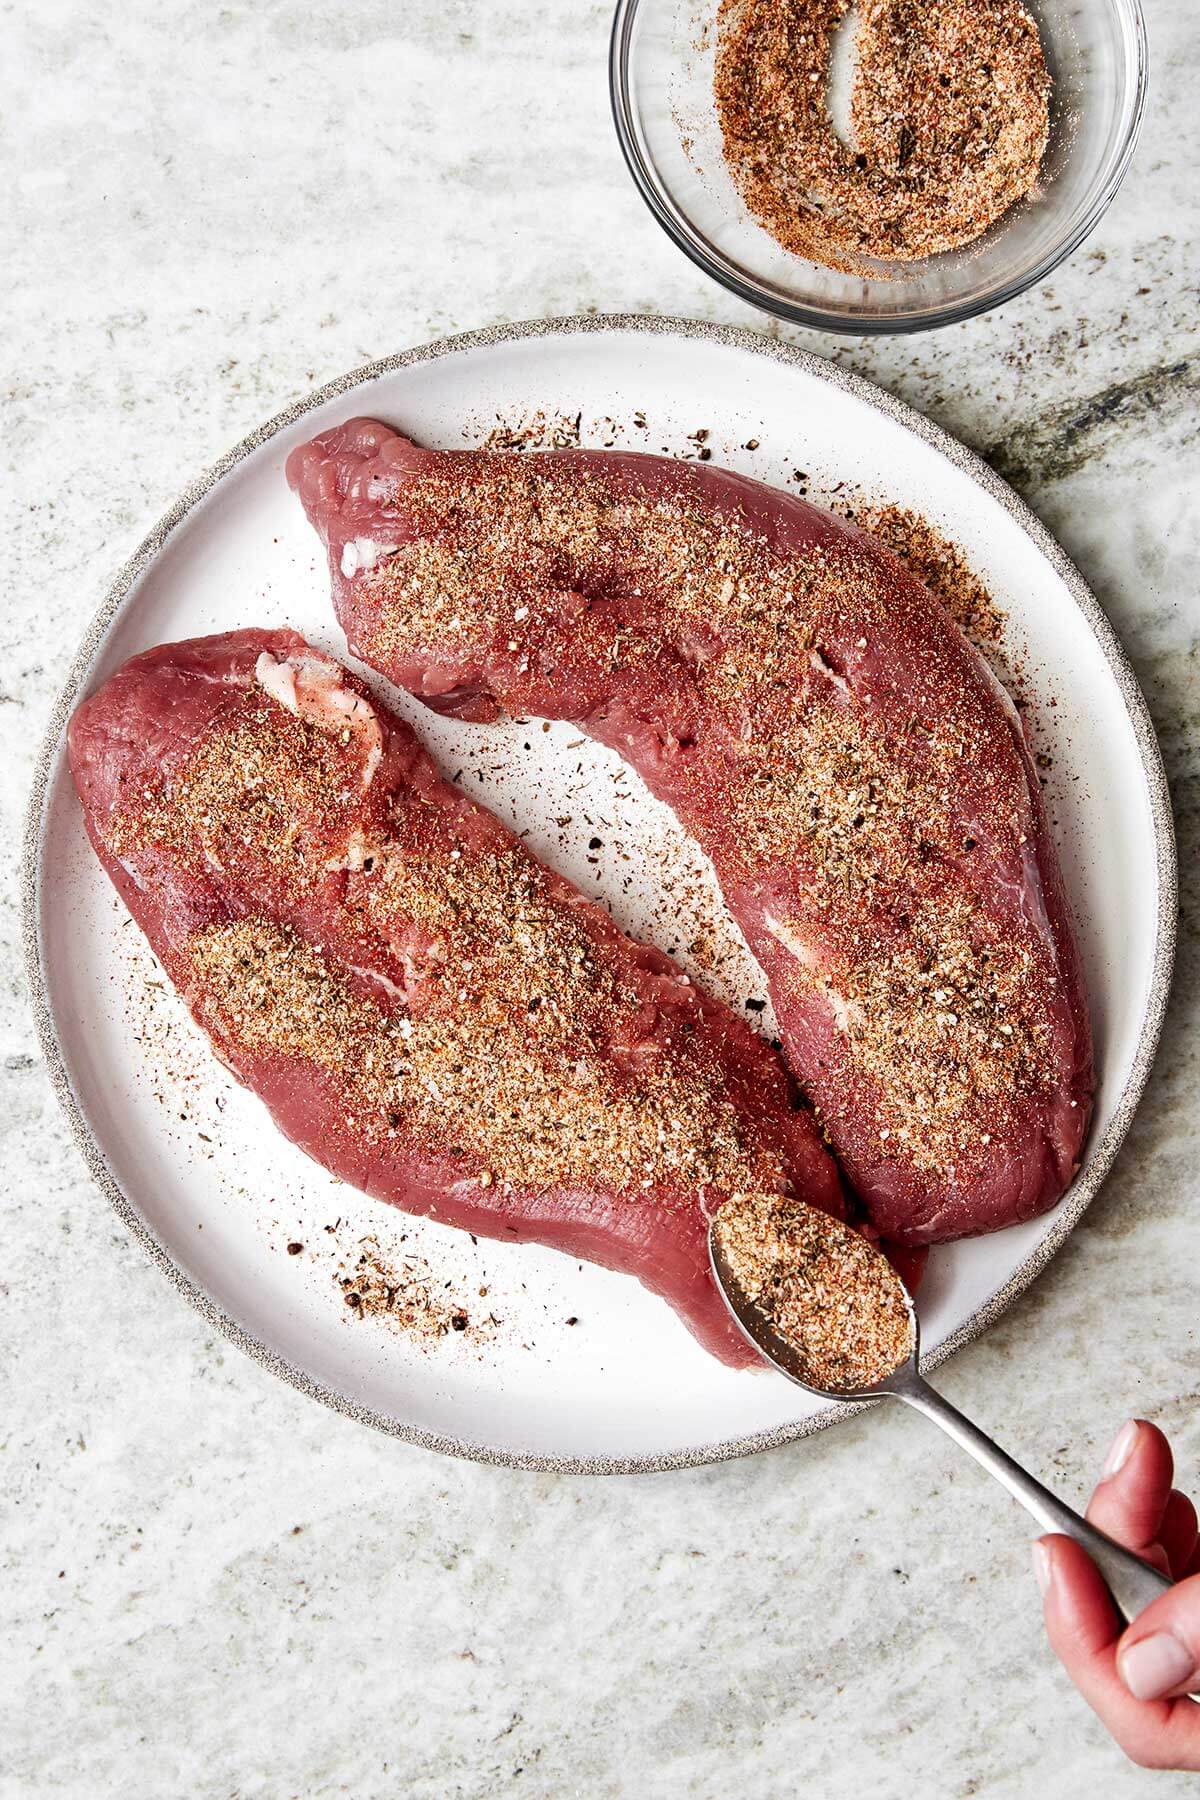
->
893, 1372, 1173, 1625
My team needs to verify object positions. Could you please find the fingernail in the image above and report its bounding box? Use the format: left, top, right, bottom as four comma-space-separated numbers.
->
1101, 1419, 1140, 1481
1119, 1631, 1195, 1701
1032, 1540, 1053, 1597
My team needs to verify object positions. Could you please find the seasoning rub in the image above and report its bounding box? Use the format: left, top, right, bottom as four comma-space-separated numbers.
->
714, 0, 1051, 271
68, 627, 847, 1366
713, 1191, 913, 1391
289, 419, 1093, 1248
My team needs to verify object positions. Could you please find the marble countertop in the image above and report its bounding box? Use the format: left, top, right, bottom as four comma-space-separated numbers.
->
3, 3, 1197, 1794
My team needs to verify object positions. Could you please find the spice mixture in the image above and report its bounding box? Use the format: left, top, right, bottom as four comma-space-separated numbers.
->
714, 0, 1051, 270
365, 454, 1060, 1176
115, 673, 788, 1206
332, 1233, 496, 1344
847, 503, 1007, 646
482, 410, 585, 453
108, 705, 361, 879
184, 895, 774, 1204
712, 1190, 913, 1389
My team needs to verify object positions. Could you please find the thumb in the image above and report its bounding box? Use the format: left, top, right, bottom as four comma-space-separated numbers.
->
1117, 1574, 1200, 1701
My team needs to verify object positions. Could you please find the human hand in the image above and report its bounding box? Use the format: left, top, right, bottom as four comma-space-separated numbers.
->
1035, 1419, 1200, 1769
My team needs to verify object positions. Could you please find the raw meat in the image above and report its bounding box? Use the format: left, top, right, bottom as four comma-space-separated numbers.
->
69, 628, 855, 1364
288, 421, 1094, 1245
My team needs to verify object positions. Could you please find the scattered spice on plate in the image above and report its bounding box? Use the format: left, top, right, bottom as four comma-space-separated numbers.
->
482, 409, 584, 452
712, 1191, 913, 1390
847, 503, 1007, 645
714, 0, 1051, 271
334, 1233, 497, 1345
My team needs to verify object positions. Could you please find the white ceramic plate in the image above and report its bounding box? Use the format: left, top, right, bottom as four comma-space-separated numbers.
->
24, 316, 1175, 1472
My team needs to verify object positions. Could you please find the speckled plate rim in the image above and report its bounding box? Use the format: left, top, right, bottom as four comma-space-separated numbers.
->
22, 312, 1177, 1475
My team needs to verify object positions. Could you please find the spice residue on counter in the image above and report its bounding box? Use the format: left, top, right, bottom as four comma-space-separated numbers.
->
714, 0, 1051, 272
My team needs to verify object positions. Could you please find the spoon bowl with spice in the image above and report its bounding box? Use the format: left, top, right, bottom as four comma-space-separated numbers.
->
710, 1192, 1171, 1624
611, 0, 1147, 333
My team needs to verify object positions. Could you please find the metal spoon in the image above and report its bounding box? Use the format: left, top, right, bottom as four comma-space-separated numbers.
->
710, 1220, 1171, 1626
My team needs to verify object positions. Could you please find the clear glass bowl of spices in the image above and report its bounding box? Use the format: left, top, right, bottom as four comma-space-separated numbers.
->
610, 0, 1147, 333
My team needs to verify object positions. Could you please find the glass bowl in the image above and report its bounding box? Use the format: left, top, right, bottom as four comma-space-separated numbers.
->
610, 0, 1147, 334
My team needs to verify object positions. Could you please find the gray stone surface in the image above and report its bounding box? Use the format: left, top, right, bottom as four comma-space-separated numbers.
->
3, 2, 1197, 1794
